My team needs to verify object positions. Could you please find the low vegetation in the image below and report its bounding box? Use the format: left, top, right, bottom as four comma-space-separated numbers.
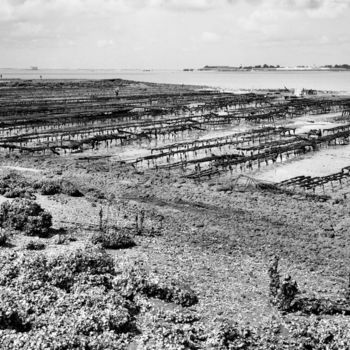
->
0, 199, 52, 237
268, 256, 350, 316
25, 240, 46, 251
0, 230, 9, 247
91, 229, 136, 249
0, 172, 82, 198
34, 179, 83, 197
117, 262, 198, 307
0, 218, 350, 348
0, 172, 34, 199
0, 246, 201, 349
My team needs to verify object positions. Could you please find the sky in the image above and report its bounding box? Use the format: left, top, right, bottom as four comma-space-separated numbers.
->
0, 0, 349, 69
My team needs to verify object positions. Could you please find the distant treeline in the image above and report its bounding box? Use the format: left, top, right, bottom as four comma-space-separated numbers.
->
201, 64, 280, 70
199, 64, 350, 71
243, 64, 281, 69
322, 64, 350, 69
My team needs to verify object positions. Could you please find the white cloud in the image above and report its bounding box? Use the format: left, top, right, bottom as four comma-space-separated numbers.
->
97, 39, 115, 48
0, 0, 241, 23
0, 0, 349, 68
161, 0, 220, 11
0, 0, 16, 21
12, 22, 43, 38
201, 31, 220, 43
0, 0, 348, 22
319, 35, 330, 44
249, 0, 349, 18
305, 0, 349, 18
238, 8, 296, 36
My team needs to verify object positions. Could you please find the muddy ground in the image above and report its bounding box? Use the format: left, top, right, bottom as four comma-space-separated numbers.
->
1, 153, 349, 333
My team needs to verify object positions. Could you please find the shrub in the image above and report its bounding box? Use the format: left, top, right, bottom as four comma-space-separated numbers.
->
25, 240, 46, 251
116, 265, 198, 307
60, 179, 82, 197
139, 309, 206, 350
205, 320, 256, 349
268, 255, 280, 301
1, 242, 350, 350
0, 247, 136, 349
0, 291, 33, 332
155, 309, 201, 324
37, 180, 61, 195
34, 179, 82, 197
0, 230, 9, 246
86, 187, 106, 200
91, 229, 136, 250
285, 317, 350, 349
140, 279, 198, 307
0, 172, 34, 199
49, 246, 116, 276
0, 199, 52, 237
0, 251, 20, 286
53, 232, 76, 245
268, 255, 299, 312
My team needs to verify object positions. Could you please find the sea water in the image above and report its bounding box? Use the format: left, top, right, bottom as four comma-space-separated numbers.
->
1, 68, 350, 93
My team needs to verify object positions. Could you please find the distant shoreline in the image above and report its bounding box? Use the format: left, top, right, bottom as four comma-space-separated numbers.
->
1, 67, 350, 73
195, 65, 350, 72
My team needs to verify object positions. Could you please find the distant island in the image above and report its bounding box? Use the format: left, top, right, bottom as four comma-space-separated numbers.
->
189, 64, 350, 72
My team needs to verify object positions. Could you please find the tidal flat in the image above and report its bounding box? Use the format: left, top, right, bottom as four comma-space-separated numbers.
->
0, 79, 350, 349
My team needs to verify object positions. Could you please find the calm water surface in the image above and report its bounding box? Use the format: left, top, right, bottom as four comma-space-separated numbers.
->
1, 68, 350, 93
